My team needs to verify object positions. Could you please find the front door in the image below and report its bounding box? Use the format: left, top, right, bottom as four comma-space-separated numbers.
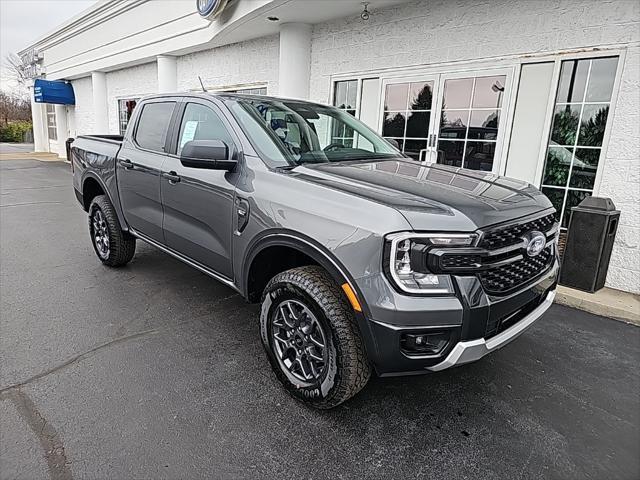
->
160, 100, 238, 279
380, 69, 511, 173
117, 100, 177, 242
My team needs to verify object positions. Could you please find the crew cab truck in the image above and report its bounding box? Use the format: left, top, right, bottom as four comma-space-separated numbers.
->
71, 93, 559, 409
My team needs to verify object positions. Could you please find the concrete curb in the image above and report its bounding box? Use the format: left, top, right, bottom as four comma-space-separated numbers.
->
0, 153, 63, 161
555, 285, 640, 326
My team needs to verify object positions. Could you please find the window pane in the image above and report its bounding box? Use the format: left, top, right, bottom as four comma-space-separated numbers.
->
403, 139, 428, 161
550, 104, 580, 145
346, 81, 357, 111
135, 102, 175, 152
177, 103, 234, 155
437, 140, 464, 167
408, 82, 433, 110
464, 141, 496, 171
541, 187, 565, 223
569, 148, 601, 189
563, 190, 591, 228
586, 57, 618, 102
556, 59, 589, 103
405, 111, 430, 138
542, 146, 572, 186
578, 104, 609, 147
440, 110, 469, 139
382, 111, 406, 137
472, 76, 506, 108
334, 81, 348, 108
443, 78, 473, 109
384, 83, 409, 111
468, 110, 499, 140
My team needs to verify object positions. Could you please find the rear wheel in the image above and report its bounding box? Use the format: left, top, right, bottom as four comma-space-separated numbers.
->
88, 195, 136, 267
260, 266, 371, 409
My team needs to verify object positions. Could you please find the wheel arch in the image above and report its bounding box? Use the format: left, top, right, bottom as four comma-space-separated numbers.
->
81, 172, 129, 231
242, 231, 366, 313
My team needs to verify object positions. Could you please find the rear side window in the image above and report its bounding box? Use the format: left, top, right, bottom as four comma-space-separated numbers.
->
134, 102, 175, 152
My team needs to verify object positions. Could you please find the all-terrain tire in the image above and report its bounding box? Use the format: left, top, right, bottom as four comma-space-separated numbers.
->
260, 265, 371, 409
88, 195, 136, 267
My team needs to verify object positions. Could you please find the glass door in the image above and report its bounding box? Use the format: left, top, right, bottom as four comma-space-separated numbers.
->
380, 77, 439, 162
432, 72, 509, 172
380, 69, 512, 172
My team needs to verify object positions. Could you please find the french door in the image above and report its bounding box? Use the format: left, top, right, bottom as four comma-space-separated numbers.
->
380, 68, 512, 173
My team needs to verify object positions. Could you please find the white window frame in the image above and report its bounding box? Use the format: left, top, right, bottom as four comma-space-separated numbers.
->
46, 104, 57, 141
530, 49, 626, 197
329, 46, 626, 180
117, 96, 142, 135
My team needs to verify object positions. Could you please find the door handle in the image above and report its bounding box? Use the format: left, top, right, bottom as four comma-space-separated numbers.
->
120, 158, 134, 170
162, 171, 181, 184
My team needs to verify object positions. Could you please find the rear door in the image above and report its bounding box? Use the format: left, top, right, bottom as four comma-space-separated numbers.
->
117, 100, 178, 242
160, 99, 240, 278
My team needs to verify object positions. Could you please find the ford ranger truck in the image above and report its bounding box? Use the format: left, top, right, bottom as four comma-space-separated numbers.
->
71, 93, 559, 409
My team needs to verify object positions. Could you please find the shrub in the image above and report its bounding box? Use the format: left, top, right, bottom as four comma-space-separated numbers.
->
0, 121, 33, 142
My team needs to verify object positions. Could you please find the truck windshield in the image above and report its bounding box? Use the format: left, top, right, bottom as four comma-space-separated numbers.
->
230, 98, 402, 167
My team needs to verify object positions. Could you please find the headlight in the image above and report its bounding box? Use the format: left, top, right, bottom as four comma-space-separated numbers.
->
385, 232, 477, 295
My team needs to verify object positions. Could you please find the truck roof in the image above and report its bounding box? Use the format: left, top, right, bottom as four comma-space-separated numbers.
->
138, 92, 329, 108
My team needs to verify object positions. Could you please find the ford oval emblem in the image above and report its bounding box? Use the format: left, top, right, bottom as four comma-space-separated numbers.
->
522, 231, 546, 257
197, 0, 229, 19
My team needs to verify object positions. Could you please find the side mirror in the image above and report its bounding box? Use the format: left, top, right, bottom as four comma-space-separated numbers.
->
180, 140, 237, 170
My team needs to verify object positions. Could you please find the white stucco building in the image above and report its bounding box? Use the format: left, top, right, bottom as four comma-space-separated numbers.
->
20, 0, 640, 294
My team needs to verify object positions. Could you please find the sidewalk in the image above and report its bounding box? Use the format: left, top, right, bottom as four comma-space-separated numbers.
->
0, 143, 61, 161
555, 285, 640, 326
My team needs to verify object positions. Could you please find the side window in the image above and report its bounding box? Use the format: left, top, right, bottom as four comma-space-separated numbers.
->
134, 102, 175, 152
177, 103, 235, 155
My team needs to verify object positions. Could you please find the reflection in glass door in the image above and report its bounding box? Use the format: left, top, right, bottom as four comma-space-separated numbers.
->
380, 71, 510, 172
381, 80, 437, 161
435, 75, 506, 171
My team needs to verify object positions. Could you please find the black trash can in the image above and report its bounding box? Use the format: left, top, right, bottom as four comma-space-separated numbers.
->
559, 197, 620, 293
65, 137, 75, 162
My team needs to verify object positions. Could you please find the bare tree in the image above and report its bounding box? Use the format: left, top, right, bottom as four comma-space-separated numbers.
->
1, 53, 30, 99
0, 91, 31, 126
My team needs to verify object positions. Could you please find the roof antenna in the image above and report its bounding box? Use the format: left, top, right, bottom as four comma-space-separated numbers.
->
198, 76, 207, 92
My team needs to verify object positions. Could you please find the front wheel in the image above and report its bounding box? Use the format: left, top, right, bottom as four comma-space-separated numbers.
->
260, 266, 371, 409
88, 195, 136, 267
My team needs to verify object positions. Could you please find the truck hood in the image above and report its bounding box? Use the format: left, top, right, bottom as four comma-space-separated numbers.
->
291, 159, 553, 230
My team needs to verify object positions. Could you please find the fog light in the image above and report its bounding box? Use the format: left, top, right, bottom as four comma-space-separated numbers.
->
401, 332, 450, 355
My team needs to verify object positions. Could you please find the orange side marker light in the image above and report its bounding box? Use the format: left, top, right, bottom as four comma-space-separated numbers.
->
341, 283, 362, 312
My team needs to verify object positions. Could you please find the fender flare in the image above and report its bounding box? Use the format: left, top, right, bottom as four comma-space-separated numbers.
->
242, 230, 369, 315
81, 172, 129, 231
242, 230, 378, 359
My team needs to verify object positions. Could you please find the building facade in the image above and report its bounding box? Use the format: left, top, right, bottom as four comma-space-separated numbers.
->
20, 0, 640, 294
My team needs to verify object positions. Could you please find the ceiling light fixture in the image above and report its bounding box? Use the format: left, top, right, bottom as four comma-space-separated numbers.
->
360, 2, 370, 21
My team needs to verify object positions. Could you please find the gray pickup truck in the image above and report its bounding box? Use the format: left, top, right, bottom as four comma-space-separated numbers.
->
71, 93, 559, 409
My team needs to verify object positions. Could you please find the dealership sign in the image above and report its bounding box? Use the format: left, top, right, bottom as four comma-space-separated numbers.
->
20, 49, 44, 79
197, 0, 229, 19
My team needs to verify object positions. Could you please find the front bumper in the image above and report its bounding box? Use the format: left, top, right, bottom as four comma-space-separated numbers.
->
427, 289, 556, 371
356, 258, 559, 376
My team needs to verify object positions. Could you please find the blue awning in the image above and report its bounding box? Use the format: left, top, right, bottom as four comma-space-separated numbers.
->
34, 79, 75, 105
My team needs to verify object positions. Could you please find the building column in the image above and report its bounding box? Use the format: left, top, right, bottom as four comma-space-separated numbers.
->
54, 105, 69, 157
29, 83, 47, 151
91, 71, 108, 133
157, 55, 178, 93
278, 23, 312, 99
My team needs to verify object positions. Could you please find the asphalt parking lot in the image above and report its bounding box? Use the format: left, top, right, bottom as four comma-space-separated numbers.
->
1, 158, 639, 480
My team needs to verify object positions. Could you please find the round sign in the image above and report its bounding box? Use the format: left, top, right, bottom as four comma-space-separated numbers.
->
197, 0, 229, 19
522, 231, 546, 257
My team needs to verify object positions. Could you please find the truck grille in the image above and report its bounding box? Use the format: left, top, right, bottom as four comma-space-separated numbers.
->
480, 213, 556, 250
478, 246, 554, 295
429, 213, 558, 295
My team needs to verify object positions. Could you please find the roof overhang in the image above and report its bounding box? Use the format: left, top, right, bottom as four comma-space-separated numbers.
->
19, 0, 410, 80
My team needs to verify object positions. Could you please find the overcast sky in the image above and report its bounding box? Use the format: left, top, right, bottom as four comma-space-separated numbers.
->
0, 0, 97, 92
